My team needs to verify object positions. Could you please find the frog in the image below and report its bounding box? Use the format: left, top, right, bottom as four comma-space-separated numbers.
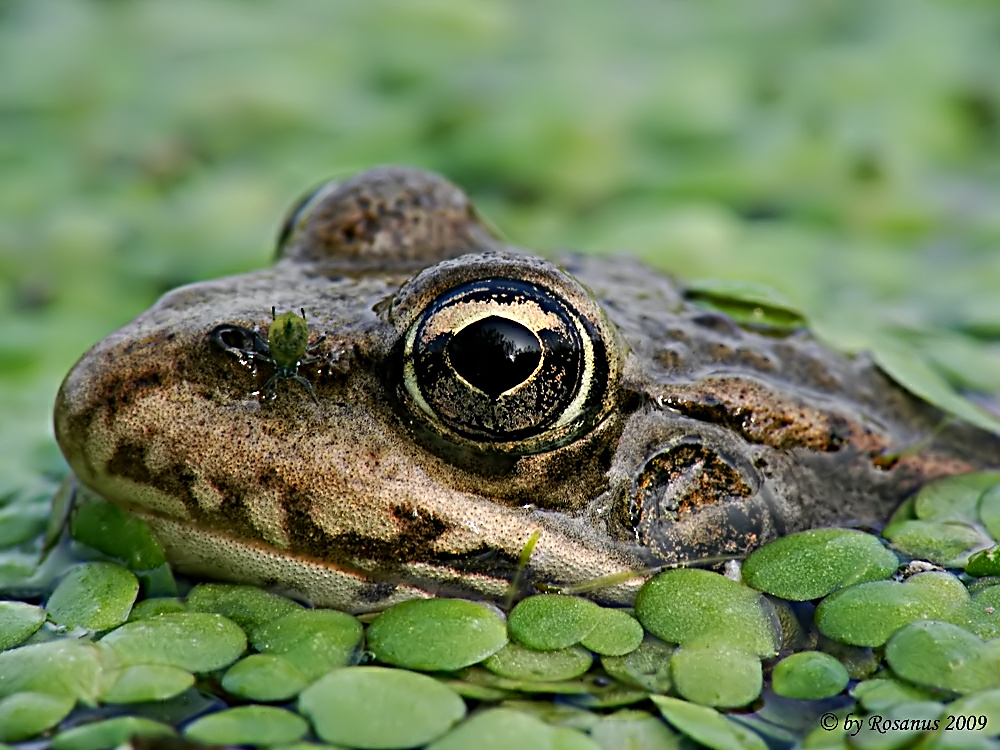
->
53, 166, 1000, 613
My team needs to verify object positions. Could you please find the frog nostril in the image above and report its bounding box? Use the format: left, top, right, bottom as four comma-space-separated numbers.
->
446, 316, 542, 397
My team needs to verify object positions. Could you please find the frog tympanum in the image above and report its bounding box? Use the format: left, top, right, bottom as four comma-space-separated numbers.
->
54, 167, 1000, 612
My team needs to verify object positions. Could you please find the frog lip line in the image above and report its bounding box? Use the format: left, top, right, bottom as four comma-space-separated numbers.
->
53, 165, 1000, 611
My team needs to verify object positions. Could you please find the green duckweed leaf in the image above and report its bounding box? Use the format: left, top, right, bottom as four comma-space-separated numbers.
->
184, 706, 308, 746
977, 483, 1000, 540
454, 666, 595, 695
250, 608, 362, 681
961, 585, 1000, 639
882, 519, 990, 567
51, 716, 175, 750
69, 494, 166, 570
651, 695, 767, 750
508, 595, 601, 651
683, 279, 806, 330
815, 571, 969, 646
368, 598, 507, 671
914, 473, 1000, 524
128, 597, 186, 620
771, 651, 849, 700
742, 528, 898, 600
885, 620, 1000, 695
0, 640, 104, 704
870, 337, 1000, 436
947, 688, 1000, 737
601, 637, 673, 693
562, 681, 649, 710
222, 653, 308, 702
669, 638, 762, 708
848, 700, 944, 749
589, 710, 682, 750
0, 601, 45, 650
46, 562, 138, 631
299, 666, 466, 748
578, 608, 643, 656
426, 707, 599, 750
635, 569, 779, 657
100, 664, 194, 703
99, 612, 246, 672
483, 642, 593, 682
850, 676, 936, 712
966, 546, 1000, 577
186, 582, 302, 639
0, 692, 74, 743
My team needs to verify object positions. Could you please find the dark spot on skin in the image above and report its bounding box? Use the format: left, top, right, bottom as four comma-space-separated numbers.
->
689, 313, 741, 336
356, 581, 400, 604
105, 441, 200, 517
208, 476, 259, 541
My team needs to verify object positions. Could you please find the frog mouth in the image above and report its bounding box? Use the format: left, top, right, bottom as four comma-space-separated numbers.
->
125, 508, 647, 613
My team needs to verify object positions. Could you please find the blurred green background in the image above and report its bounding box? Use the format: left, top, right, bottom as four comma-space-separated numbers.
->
3, 0, 1000, 496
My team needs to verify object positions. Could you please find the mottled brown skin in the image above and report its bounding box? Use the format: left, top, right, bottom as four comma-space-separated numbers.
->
54, 166, 1000, 612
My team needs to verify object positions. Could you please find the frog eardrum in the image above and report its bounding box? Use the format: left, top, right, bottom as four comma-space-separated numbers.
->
386, 252, 624, 455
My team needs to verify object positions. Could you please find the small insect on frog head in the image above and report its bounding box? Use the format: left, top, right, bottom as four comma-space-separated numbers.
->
208, 307, 326, 403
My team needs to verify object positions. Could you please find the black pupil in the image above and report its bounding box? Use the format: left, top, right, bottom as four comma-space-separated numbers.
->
447, 316, 542, 397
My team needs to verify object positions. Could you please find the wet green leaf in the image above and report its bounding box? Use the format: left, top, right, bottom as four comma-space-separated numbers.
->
947, 688, 1000, 737
222, 653, 308, 701
128, 597, 186, 620
299, 666, 466, 748
670, 638, 762, 708
578, 607, 644, 656
69, 494, 166, 570
815, 571, 969, 646
508, 595, 601, 651
0, 640, 104, 704
426, 707, 599, 750
601, 637, 673, 693
51, 716, 175, 750
0, 601, 45, 650
851, 676, 936, 712
368, 598, 507, 671
100, 664, 194, 703
46, 562, 138, 631
651, 696, 767, 750
635, 569, 779, 657
914, 473, 1000, 524
870, 337, 1000, 436
848, 700, 944, 749
454, 666, 595, 695
483, 642, 593, 682
184, 706, 308, 746
742, 528, 898, 600
977, 483, 1000, 540
99, 612, 246, 672
0, 692, 74, 743
684, 279, 806, 330
883, 519, 991, 567
589, 710, 681, 750
886, 621, 1000, 694
186, 582, 302, 639
965, 546, 1000, 577
771, 651, 849, 700
250, 608, 362, 680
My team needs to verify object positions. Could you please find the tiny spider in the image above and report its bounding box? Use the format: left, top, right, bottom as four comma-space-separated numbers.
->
209, 307, 326, 403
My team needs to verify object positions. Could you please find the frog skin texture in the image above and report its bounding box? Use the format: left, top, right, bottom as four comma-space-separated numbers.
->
54, 166, 1000, 612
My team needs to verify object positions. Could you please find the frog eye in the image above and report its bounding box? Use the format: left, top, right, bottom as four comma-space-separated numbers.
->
393, 257, 622, 454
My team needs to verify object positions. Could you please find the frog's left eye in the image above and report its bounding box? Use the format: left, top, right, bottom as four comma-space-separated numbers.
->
391, 254, 623, 454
